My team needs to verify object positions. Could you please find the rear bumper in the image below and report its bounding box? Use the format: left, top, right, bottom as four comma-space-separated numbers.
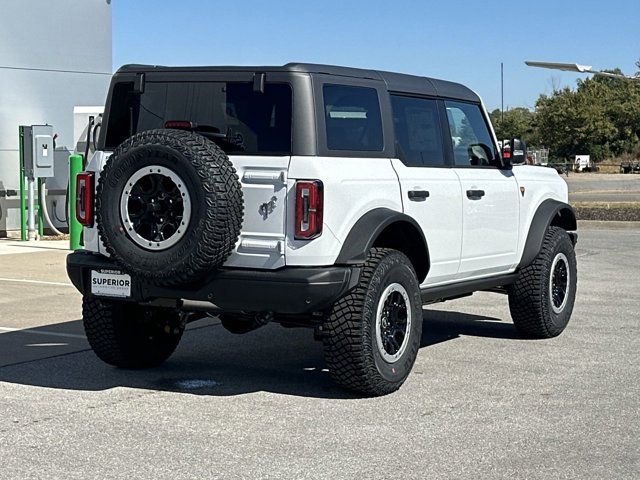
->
67, 251, 360, 314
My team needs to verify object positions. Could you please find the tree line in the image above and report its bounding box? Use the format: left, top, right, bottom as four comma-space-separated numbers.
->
489, 59, 640, 162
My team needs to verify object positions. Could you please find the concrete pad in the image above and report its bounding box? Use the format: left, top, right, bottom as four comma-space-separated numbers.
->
0, 250, 73, 284
0, 280, 81, 329
0, 239, 69, 255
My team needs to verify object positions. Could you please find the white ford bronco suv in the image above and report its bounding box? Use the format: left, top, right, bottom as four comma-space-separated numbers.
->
67, 63, 577, 396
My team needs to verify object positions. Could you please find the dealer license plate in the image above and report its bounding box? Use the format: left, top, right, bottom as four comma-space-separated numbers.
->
90, 270, 132, 298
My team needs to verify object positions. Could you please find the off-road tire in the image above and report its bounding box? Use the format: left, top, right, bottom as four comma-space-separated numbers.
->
508, 226, 577, 339
83, 296, 184, 368
220, 312, 268, 335
321, 248, 423, 396
97, 129, 243, 286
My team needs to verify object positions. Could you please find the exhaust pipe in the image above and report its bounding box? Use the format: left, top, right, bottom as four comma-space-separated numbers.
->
179, 299, 222, 313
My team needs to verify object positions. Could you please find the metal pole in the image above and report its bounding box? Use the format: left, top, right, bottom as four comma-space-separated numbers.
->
37, 178, 44, 237
69, 153, 83, 250
27, 177, 35, 240
18, 126, 27, 241
501, 62, 504, 124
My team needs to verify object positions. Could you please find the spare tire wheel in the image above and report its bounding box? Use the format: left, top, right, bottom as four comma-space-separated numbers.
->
97, 129, 243, 286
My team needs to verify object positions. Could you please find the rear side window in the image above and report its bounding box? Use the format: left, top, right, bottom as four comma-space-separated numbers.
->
391, 95, 445, 167
445, 101, 498, 167
323, 84, 383, 151
105, 81, 292, 155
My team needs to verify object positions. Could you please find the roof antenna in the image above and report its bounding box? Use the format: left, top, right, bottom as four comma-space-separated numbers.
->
253, 72, 265, 93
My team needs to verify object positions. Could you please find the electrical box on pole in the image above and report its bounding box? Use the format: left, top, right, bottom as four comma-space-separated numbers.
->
22, 125, 55, 179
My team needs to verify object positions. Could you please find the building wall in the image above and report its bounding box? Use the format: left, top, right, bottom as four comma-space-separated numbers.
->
0, 0, 112, 233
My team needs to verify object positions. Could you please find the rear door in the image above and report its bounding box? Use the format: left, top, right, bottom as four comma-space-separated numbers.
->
390, 95, 462, 286
216, 82, 293, 269
102, 74, 294, 269
444, 100, 520, 277
225, 155, 289, 269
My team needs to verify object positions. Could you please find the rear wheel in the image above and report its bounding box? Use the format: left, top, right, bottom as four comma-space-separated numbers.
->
83, 296, 184, 368
321, 248, 423, 396
508, 227, 577, 338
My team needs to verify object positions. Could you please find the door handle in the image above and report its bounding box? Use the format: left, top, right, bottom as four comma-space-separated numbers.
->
408, 190, 430, 201
466, 189, 485, 199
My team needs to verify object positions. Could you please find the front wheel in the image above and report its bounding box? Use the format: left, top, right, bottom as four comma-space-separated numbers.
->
508, 227, 577, 338
321, 248, 423, 396
83, 297, 184, 368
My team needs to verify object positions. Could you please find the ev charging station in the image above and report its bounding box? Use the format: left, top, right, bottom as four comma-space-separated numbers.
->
16, 110, 103, 248
18, 125, 55, 241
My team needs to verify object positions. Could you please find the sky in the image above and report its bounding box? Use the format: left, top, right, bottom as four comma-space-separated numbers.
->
113, 0, 639, 111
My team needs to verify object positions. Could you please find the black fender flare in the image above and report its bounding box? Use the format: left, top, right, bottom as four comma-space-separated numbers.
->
519, 199, 577, 269
335, 208, 429, 266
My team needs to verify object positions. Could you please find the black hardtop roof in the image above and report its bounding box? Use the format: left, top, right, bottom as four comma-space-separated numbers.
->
116, 62, 480, 102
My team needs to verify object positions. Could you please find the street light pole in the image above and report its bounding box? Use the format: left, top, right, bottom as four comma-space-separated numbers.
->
501, 62, 504, 124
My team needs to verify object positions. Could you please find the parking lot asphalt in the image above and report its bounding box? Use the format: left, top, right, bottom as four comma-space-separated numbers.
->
0, 223, 638, 479
566, 173, 640, 202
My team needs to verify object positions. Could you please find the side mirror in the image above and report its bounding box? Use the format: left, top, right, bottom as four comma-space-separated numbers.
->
468, 143, 494, 166
510, 138, 527, 165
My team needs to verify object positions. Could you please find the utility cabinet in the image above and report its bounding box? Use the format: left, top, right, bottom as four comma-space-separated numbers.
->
22, 125, 54, 178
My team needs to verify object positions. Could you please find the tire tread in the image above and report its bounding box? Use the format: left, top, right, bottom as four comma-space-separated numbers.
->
508, 226, 576, 339
322, 248, 421, 396
96, 129, 243, 286
83, 296, 183, 368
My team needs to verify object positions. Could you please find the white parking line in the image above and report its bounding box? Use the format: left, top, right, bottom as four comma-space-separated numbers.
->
0, 326, 86, 339
0, 277, 74, 287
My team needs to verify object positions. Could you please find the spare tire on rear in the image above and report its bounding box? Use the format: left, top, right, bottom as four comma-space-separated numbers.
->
97, 129, 243, 286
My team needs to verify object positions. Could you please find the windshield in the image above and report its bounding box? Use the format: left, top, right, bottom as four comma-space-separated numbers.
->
104, 81, 292, 155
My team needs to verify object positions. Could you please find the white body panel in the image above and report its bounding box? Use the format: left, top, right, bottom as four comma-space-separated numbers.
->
454, 168, 520, 277
390, 159, 462, 286
511, 165, 569, 264
223, 156, 290, 269
285, 156, 402, 266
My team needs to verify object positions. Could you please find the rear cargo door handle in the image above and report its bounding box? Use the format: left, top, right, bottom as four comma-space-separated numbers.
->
408, 190, 430, 201
466, 189, 485, 200
242, 170, 286, 183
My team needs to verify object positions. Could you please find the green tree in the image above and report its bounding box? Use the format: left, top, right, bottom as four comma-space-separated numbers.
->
489, 107, 536, 144
532, 65, 640, 161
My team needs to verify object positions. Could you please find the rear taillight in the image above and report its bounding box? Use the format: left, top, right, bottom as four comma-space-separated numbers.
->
76, 172, 95, 227
294, 180, 323, 240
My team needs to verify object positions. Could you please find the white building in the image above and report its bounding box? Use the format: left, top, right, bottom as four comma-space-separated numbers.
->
0, 0, 112, 235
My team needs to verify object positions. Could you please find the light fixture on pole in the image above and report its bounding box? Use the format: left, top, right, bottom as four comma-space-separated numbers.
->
525, 61, 640, 81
